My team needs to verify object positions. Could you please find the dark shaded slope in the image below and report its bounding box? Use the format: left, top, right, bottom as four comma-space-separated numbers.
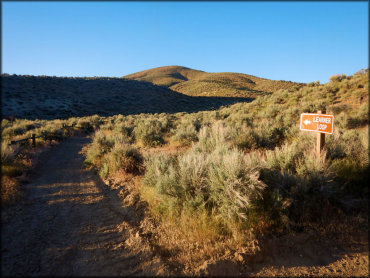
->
1, 75, 251, 120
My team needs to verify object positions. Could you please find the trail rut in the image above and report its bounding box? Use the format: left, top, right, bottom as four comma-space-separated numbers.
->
1, 136, 166, 276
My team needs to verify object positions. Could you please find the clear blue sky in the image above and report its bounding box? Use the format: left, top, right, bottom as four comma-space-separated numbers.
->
2, 1, 368, 83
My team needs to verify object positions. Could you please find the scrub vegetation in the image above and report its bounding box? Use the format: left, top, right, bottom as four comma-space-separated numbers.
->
82, 69, 368, 265
1, 68, 368, 273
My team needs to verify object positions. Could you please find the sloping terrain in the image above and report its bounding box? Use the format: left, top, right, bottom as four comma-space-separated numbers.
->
1, 74, 250, 120
125, 66, 302, 97
124, 65, 205, 87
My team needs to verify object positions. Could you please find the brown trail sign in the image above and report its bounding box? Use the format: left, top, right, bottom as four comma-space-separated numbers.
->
300, 111, 334, 156
300, 113, 334, 134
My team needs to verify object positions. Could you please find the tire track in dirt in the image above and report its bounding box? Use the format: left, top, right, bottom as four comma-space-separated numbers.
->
1, 136, 167, 276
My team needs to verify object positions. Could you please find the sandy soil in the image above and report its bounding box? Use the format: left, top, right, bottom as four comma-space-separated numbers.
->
1, 136, 167, 276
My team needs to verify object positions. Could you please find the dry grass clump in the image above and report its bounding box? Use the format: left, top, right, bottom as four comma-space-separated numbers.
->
169, 118, 200, 146
100, 143, 143, 178
133, 118, 164, 147
84, 129, 143, 179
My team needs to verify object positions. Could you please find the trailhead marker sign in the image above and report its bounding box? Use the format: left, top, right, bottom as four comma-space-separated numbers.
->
300, 110, 334, 156
300, 113, 334, 134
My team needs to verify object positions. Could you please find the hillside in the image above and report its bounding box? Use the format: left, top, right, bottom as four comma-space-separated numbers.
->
1, 74, 250, 120
124, 65, 302, 97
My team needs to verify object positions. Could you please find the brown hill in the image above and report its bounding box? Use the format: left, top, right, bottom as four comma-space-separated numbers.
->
124, 66, 303, 97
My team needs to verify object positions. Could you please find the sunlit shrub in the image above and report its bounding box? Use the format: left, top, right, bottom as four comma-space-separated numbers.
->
134, 119, 164, 147
103, 143, 143, 174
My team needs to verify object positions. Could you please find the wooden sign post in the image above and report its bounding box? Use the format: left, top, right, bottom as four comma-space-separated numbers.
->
300, 110, 334, 156
31, 134, 36, 147
316, 110, 325, 157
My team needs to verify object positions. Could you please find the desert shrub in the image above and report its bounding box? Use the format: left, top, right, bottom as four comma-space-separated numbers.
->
113, 122, 134, 143
103, 143, 143, 175
265, 139, 308, 173
85, 130, 114, 165
1, 141, 19, 165
157, 114, 173, 133
134, 119, 164, 147
76, 118, 94, 132
346, 103, 368, 128
250, 121, 286, 149
324, 127, 369, 197
260, 146, 338, 228
143, 153, 178, 189
99, 163, 109, 179
287, 150, 337, 220
325, 130, 347, 159
331, 158, 369, 197
171, 124, 198, 146
335, 111, 349, 130
66, 117, 79, 127
329, 74, 347, 82
233, 130, 258, 150
143, 140, 266, 237
229, 123, 258, 150
207, 146, 266, 225
170, 118, 199, 146
89, 114, 104, 128
1, 120, 41, 138
194, 121, 231, 153
84, 68, 368, 239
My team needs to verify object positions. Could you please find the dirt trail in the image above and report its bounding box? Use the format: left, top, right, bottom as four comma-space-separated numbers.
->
1, 136, 167, 276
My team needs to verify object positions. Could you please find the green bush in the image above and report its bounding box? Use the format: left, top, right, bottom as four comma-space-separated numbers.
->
170, 119, 199, 146
143, 141, 266, 236
76, 118, 94, 132
194, 121, 231, 153
207, 146, 265, 224
85, 130, 114, 165
134, 119, 164, 147
103, 143, 143, 174
113, 123, 134, 143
